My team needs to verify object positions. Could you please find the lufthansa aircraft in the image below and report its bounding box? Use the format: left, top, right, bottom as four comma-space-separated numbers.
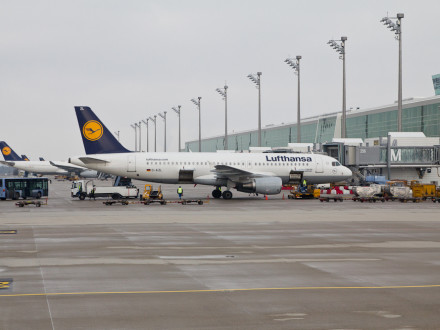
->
69, 107, 352, 199
0, 141, 98, 178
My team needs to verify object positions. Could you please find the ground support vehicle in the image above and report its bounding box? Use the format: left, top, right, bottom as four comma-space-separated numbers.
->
410, 182, 437, 201
140, 184, 164, 202
287, 185, 318, 199
71, 180, 138, 200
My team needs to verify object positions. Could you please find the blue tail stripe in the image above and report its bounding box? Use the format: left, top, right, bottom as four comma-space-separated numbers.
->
74, 106, 131, 154
0, 141, 23, 161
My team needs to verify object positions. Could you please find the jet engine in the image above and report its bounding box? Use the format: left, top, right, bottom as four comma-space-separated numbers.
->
235, 177, 282, 195
80, 170, 99, 178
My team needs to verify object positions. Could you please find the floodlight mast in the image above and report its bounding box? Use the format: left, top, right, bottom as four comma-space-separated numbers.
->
328, 37, 347, 138
191, 97, 202, 152
142, 119, 149, 152
247, 72, 262, 147
216, 85, 228, 149
130, 123, 138, 151
149, 116, 157, 152
381, 13, 404, 132
284, 56, 301, 142
172, 106, 181, 152
138, 121, 142, 151
158, 111, 167, 152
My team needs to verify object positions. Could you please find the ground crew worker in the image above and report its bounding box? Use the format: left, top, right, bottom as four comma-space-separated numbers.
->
177, 186, 183, 199
301, 179, 307, 193
89, 186, 96, 200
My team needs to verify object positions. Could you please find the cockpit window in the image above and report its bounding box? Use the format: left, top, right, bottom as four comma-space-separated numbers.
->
332, 161, 341, 166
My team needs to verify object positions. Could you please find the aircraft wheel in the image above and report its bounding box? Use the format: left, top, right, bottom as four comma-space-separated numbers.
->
222, 190, 233, 200
212, 189, 222, 199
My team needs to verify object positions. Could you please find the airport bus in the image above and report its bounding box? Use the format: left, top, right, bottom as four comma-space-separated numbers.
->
0, 177, 49, 200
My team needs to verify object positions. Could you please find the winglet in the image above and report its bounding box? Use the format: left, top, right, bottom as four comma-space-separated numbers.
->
74, 106, 131, 154
0, 141, 23, 161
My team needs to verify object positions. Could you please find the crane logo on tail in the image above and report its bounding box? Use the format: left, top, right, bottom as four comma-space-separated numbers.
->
83, 120, 103, 141
2, 147, 11, 156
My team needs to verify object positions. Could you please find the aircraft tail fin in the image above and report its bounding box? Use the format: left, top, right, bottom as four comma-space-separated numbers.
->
21, 155, 30, 161
74, 106, 131, 154
0, 141, 23, 161
39, 157, 45, 161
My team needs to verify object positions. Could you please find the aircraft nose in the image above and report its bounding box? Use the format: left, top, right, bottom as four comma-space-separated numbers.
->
344, 166, 352, 178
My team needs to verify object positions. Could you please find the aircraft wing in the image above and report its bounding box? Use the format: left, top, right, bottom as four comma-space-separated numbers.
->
49, 161, 86, 174
212, 165, 271, 182
0, 161, 14, 167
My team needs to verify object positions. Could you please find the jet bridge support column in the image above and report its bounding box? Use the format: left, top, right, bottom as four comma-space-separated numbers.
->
387, 134, 391, 180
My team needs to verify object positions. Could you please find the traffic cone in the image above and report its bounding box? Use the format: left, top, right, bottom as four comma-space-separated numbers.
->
265, 195, 268, 200
282, 193, 285, 200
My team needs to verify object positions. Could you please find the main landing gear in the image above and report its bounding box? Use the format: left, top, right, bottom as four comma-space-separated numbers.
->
212, 189, 221, 199
222, 190, 233, 200
211, 188, 233, 199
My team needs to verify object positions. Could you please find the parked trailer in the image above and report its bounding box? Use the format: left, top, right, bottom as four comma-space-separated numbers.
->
319, 186, 354, 202
15, 199, 47, 207
181, 199, 204, 205
71, 180, 139, 200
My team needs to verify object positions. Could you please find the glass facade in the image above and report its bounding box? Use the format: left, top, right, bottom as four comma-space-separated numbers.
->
186, 98, 440, 152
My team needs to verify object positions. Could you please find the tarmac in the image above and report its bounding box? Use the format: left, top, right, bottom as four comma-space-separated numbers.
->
1, 179, 440, 329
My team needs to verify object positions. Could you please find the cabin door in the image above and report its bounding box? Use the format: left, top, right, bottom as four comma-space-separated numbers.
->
127, 155, 136, 172
315, 158, 323, 173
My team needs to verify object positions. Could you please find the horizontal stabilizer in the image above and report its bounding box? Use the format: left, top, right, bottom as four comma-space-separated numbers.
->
78, 157, 110, 164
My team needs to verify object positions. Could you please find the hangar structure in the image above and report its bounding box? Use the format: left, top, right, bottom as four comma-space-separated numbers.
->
185, 95, 440, 152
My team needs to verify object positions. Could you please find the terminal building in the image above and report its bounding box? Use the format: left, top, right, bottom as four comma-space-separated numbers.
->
185, 95, 440, 184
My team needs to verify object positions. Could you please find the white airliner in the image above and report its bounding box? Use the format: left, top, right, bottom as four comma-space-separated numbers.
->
69, 107, 352, 199
0, 141, 98, 178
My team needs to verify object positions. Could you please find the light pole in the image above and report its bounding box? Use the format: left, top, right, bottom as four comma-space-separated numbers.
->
149, 116, 157, 152
285, 56, 301, 143
172, 106, 181, 152
142, 119, 149, 152
328, 37, 347, 138
381, 13, 404, 132
130, 123, 138, 151
247, 72, 262, 147
191, 97, 202, 152
158, 111, 167, 152
114, 131, 120, 141
138, 121, 142, 151
216, 85, 228, 150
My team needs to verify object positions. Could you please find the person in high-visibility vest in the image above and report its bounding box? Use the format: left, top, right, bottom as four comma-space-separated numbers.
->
177, 186, 183, 199
302, 179, 307, 187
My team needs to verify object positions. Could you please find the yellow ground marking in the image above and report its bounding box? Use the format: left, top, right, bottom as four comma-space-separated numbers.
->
1, 284, 439, 298
0, 230, 17, 234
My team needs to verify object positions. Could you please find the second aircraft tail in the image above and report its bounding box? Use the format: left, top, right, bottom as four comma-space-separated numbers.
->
0, 141, 23, 161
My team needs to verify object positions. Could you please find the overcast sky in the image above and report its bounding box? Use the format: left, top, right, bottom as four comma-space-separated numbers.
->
1, 0, 439, 160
